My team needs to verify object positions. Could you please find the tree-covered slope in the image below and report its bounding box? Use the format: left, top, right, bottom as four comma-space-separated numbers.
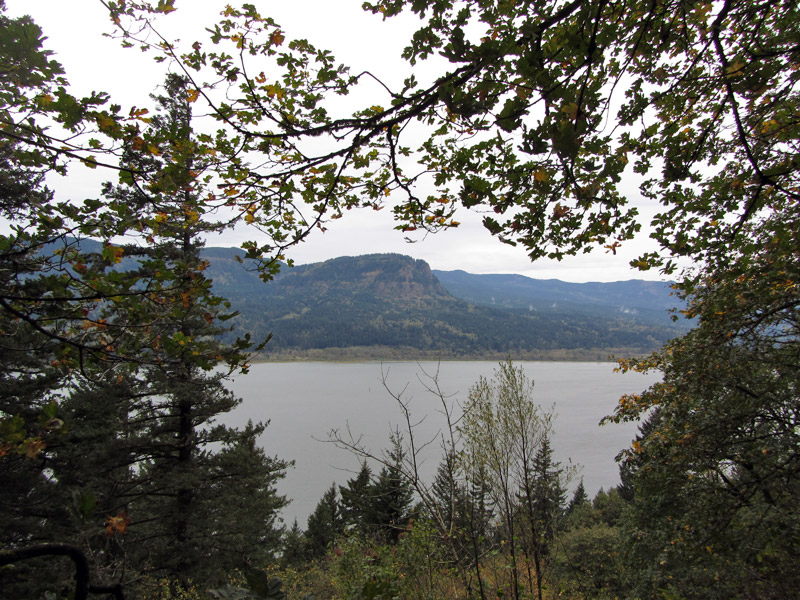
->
202, 251, 685, 357
433, 270, 682, 326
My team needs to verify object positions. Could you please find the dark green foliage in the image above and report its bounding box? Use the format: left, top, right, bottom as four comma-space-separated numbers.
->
209, 570, 288, 600
617, 409, 661, 503
0, 71, 289, 596
367, 438, 415, 544
431, 450, 494, 581
528, 434, 567, 547
305, 484, 345, 559
566, 479, 589, 516
280, 521, 307, 568
552, 487, 628, 599
340, 461, 375, 534
207, 253, 684, 357
610, 212, 800, 599
553, 521, 625, 599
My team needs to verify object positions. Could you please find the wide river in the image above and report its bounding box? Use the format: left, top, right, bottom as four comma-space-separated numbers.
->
225, 361, 661, 527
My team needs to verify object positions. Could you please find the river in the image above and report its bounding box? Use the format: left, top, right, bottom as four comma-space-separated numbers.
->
225, 360, 660, 527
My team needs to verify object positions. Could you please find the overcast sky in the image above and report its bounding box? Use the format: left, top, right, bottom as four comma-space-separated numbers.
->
7, 0, 673, 282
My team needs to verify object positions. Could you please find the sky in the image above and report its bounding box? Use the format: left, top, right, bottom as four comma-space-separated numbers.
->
6, 0, 672, 283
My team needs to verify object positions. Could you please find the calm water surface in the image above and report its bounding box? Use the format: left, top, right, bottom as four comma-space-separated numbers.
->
225, 361, 660, 527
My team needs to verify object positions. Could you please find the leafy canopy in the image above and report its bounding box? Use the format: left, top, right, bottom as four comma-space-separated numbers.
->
94, 0, 800, 280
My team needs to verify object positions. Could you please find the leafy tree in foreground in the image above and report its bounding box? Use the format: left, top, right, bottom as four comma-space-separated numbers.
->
1, 71, 289, 596
460, 360, 572, 600
609, 211, 800, 598
95, 73, 287, 589
100, 0, 798, 283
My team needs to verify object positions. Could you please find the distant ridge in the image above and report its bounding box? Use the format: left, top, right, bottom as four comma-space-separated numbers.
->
432, 269, 681, 326
200, 250, 688, 360
42, 241, 687, 359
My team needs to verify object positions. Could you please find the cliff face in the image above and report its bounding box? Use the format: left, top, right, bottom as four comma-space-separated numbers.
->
273, 254, 452, 302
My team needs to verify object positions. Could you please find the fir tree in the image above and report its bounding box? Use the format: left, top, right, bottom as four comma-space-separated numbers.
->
339, 461, 373, 535
367, 437, 415, 543
566, 479, 589, 516
305, 484, 345, 559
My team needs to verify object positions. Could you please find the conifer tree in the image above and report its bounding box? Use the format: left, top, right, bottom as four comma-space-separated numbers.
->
367, 437, 415, 543
1, 73, 289, 595
566, 479, 589, 516
305, 484, 345, 559
339, 461, 374, 535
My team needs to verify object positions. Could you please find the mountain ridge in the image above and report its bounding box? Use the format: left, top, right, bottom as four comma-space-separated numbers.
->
200, 249, 687, 359
49, 240, 687, 359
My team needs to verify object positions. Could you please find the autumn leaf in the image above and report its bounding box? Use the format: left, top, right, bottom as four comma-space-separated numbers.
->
22, 438, 46, 458
186, 88, 200, 103
552, 203, 570, 219
561, 102, 579, 120
105, 511, 132, 536
155, 0, 177, 14
270, 29, 285, 46
264, 84, 284, 99
102, 244, 125, 264
96, 113, 117, 132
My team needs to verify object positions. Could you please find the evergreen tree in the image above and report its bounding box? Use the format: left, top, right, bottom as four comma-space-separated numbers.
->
431, 450, 463, 534
566, 479, 589, 516
367, 437, 415, 543
1, 73, 289, 595
617, 409, 661, 503
305, 484, 344, 559
281, 520, 307, 568
529, 433, 567, 547
339, 461, 374, 535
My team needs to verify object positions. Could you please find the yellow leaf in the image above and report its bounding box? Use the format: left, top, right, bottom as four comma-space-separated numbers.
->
534, 169, 549, 182
264, 84, 284, 99
186, 89, 200, 103
561, 102, 579, 119
23, 438, 46, 459
97, 113, 117, 132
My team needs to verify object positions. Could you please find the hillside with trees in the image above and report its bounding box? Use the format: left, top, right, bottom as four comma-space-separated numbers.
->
1, 0, 798, 598
202, 251, 686, 358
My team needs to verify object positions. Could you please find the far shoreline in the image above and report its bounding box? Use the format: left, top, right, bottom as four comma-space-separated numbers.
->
249, 345, 654, 364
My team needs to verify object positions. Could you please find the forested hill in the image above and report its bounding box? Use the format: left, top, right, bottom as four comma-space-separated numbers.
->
201, 249, 687, 359
433, 270, 680, 326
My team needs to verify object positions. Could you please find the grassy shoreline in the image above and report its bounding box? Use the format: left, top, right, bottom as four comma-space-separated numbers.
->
250, 345, 653, 363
